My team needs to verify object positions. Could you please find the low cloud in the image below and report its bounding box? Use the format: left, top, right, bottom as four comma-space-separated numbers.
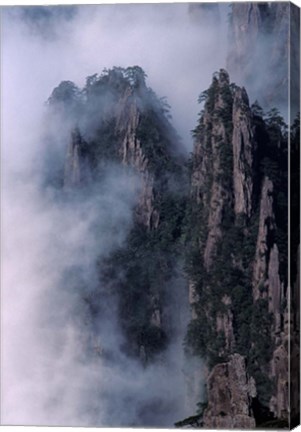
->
1, 4, 223, 426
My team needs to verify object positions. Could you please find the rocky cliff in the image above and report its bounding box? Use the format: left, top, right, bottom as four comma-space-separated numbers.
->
115, 85, 160, 229
46, 62, 297, 428
64, 128, 92, 188
203, 354, 256, 429
47, 67, 187, 364
185, 69, 290, 428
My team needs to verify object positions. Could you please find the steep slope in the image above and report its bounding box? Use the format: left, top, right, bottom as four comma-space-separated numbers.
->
47, 66, 188, 366
184, 69, 289, 428
45, 66, 296, 428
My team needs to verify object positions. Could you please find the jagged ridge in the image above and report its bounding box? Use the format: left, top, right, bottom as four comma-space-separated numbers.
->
47, 66, 188, 365
45, 66, 297, 428
185, 69, 290, 427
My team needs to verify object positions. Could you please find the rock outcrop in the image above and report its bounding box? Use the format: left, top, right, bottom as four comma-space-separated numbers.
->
232, 87, 255, 218
187, 69, 290, 428
192, 70, 234, 270
252, 175, 288, 422
64, 128, 91, 189
47, 60, 295, 428
270, 344, 288, 420
202, 354, 256, 429
252, 177, 275, 301
56, 67, 187, 366
267, 244, 282, 333
215, 295, 235, 354
116, 91, 159, 229
61, 68, 179, 231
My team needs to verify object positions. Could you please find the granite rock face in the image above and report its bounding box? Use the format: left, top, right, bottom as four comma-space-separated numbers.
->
192, 70, 234, 270
57, 67, 186, 366
64, 128, 91, 189
188, 68, 290, 428
47, 47, 294, 426
116, 90, 160, 229
232, 87, 255, 218
203, 354, 256, 429
252, 177, 275, 301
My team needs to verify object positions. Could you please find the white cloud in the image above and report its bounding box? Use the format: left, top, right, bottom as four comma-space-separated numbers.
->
1, 4, 220, 426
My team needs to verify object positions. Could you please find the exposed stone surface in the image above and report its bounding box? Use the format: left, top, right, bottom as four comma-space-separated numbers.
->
189, 72, 259, 427
189, 67, 291, 427
202, 354, 256, 428
252, 177, 275, 301
268, 242, 299, 423
116, 91, 160, 229
60, 70, 189, 374
251, 175, 291, 423
59, 61, 293, 427
269, 344, 288, 420
232, 87, 255, 217
192, 70, 232, 270
267, 244, 282, 334
251, 176, 289, 419
64, 128, 91, 189
203, 179, 225, 270
64, 83, 161, 230
192, 70, 258, 273
216, 295, 235, 353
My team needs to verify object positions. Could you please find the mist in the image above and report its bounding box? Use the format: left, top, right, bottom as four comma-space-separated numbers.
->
2, 4, 227, 151
1, 3, 225, 427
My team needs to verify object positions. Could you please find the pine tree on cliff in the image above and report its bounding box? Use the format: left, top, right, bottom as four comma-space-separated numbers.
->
46, 66, 188, 364
184, 69, 289, 428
